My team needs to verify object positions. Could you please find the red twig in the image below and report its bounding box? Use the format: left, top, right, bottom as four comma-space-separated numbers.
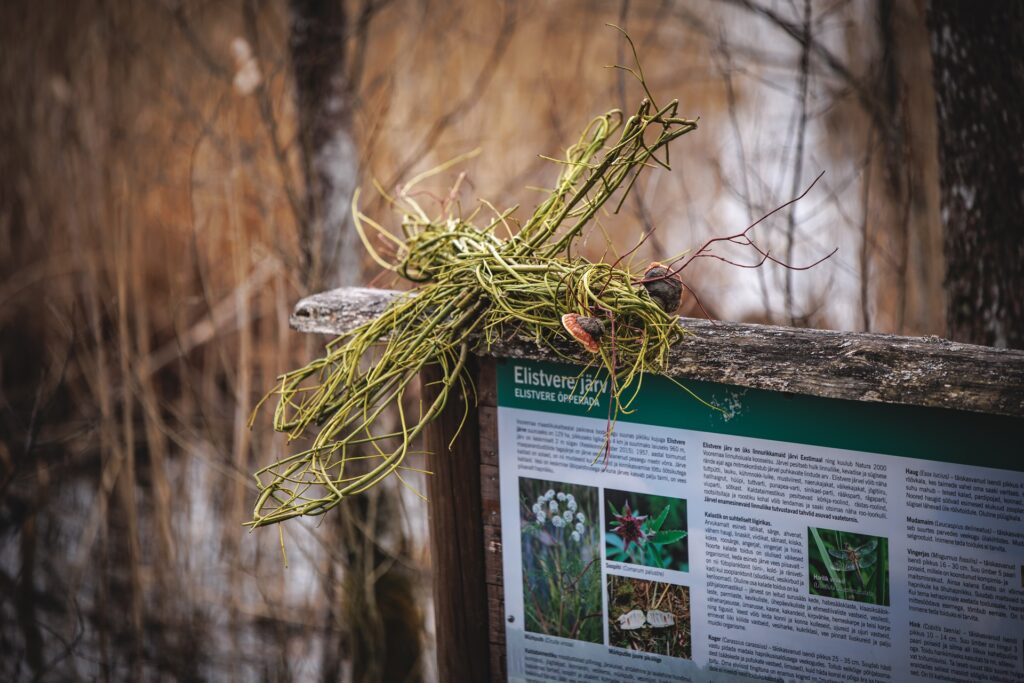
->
596, 228, 657, 300
633, 170, 834, 321
678, 280, 718, 324
602, 310, 618, 471
666, 170, 833, 278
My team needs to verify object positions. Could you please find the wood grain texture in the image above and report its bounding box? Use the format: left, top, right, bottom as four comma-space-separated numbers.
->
291, 287, 1024, 417
477, 363, 507, 683
290, 286, 401, 335
422, 359, 490, 683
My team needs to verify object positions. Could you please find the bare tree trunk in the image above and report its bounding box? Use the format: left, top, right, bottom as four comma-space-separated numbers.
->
288, 8, 423, 682
289, 0, 360, 290
926, 1, 1024, 348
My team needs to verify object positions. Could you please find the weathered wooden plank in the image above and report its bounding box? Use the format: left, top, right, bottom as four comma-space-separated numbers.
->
482, 522, 503, 585
478, 361, 507, 683
489, 644, 507, 683
487, 589, 507, 645
290, 286, 401, 335
478, 406, 498, 466
480, 463, 501, 519
422, 359, 490, 683
478, 360, 498, 408
291, 287, 1024, 417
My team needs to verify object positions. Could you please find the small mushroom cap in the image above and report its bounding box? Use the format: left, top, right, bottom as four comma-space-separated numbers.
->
646, 610, 676, 628
561, 313, 601, 353
642, 261, 683, 313
575, 315, 605, 341
617, 609, 646, 630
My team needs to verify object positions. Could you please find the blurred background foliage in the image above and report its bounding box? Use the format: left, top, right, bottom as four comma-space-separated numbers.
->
0, 0, 987, 680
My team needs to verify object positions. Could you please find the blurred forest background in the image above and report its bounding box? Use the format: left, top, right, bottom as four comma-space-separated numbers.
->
1, 0, 1020, 681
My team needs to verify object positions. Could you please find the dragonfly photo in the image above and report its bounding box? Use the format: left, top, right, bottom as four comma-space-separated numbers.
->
828, 538, 879, 584
808, 528, 890, 605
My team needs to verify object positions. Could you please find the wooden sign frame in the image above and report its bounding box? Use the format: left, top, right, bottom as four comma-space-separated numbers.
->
290, 286, 1024, 682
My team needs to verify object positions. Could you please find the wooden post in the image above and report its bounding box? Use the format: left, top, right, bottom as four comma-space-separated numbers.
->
476, 359, 507, 682
422, 358, 490, 682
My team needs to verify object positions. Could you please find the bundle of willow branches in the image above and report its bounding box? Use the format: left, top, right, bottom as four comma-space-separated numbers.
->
248, 96, 709, 528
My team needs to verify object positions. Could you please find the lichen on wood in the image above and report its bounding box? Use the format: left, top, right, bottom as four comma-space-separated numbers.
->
292, 287, 1024, 419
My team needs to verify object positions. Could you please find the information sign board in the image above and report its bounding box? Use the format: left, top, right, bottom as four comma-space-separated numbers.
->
497, 358, 1024, 682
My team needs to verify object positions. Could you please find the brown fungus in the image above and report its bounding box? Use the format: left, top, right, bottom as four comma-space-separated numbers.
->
641, 262, 683, 313
561, 313, 603, 353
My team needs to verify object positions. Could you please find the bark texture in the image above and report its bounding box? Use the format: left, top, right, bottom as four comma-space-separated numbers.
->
289, 9, 421, 682
292, 287, 1024, 418
289, 0, 360, 289
927, 1, 1024, 348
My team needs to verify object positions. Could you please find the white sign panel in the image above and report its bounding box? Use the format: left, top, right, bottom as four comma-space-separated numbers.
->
497, 359, 1024, 683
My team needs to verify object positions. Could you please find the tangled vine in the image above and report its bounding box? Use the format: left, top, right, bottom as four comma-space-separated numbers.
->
247, 86, 724, 528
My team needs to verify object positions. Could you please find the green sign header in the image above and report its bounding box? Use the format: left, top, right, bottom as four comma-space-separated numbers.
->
497, 358, 1024, 471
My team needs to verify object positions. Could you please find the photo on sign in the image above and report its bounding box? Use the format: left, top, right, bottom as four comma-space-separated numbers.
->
607, 575, 691, 659
519, 477, 602, 643
604, 490, 689, 572
808, 527, 890, 606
